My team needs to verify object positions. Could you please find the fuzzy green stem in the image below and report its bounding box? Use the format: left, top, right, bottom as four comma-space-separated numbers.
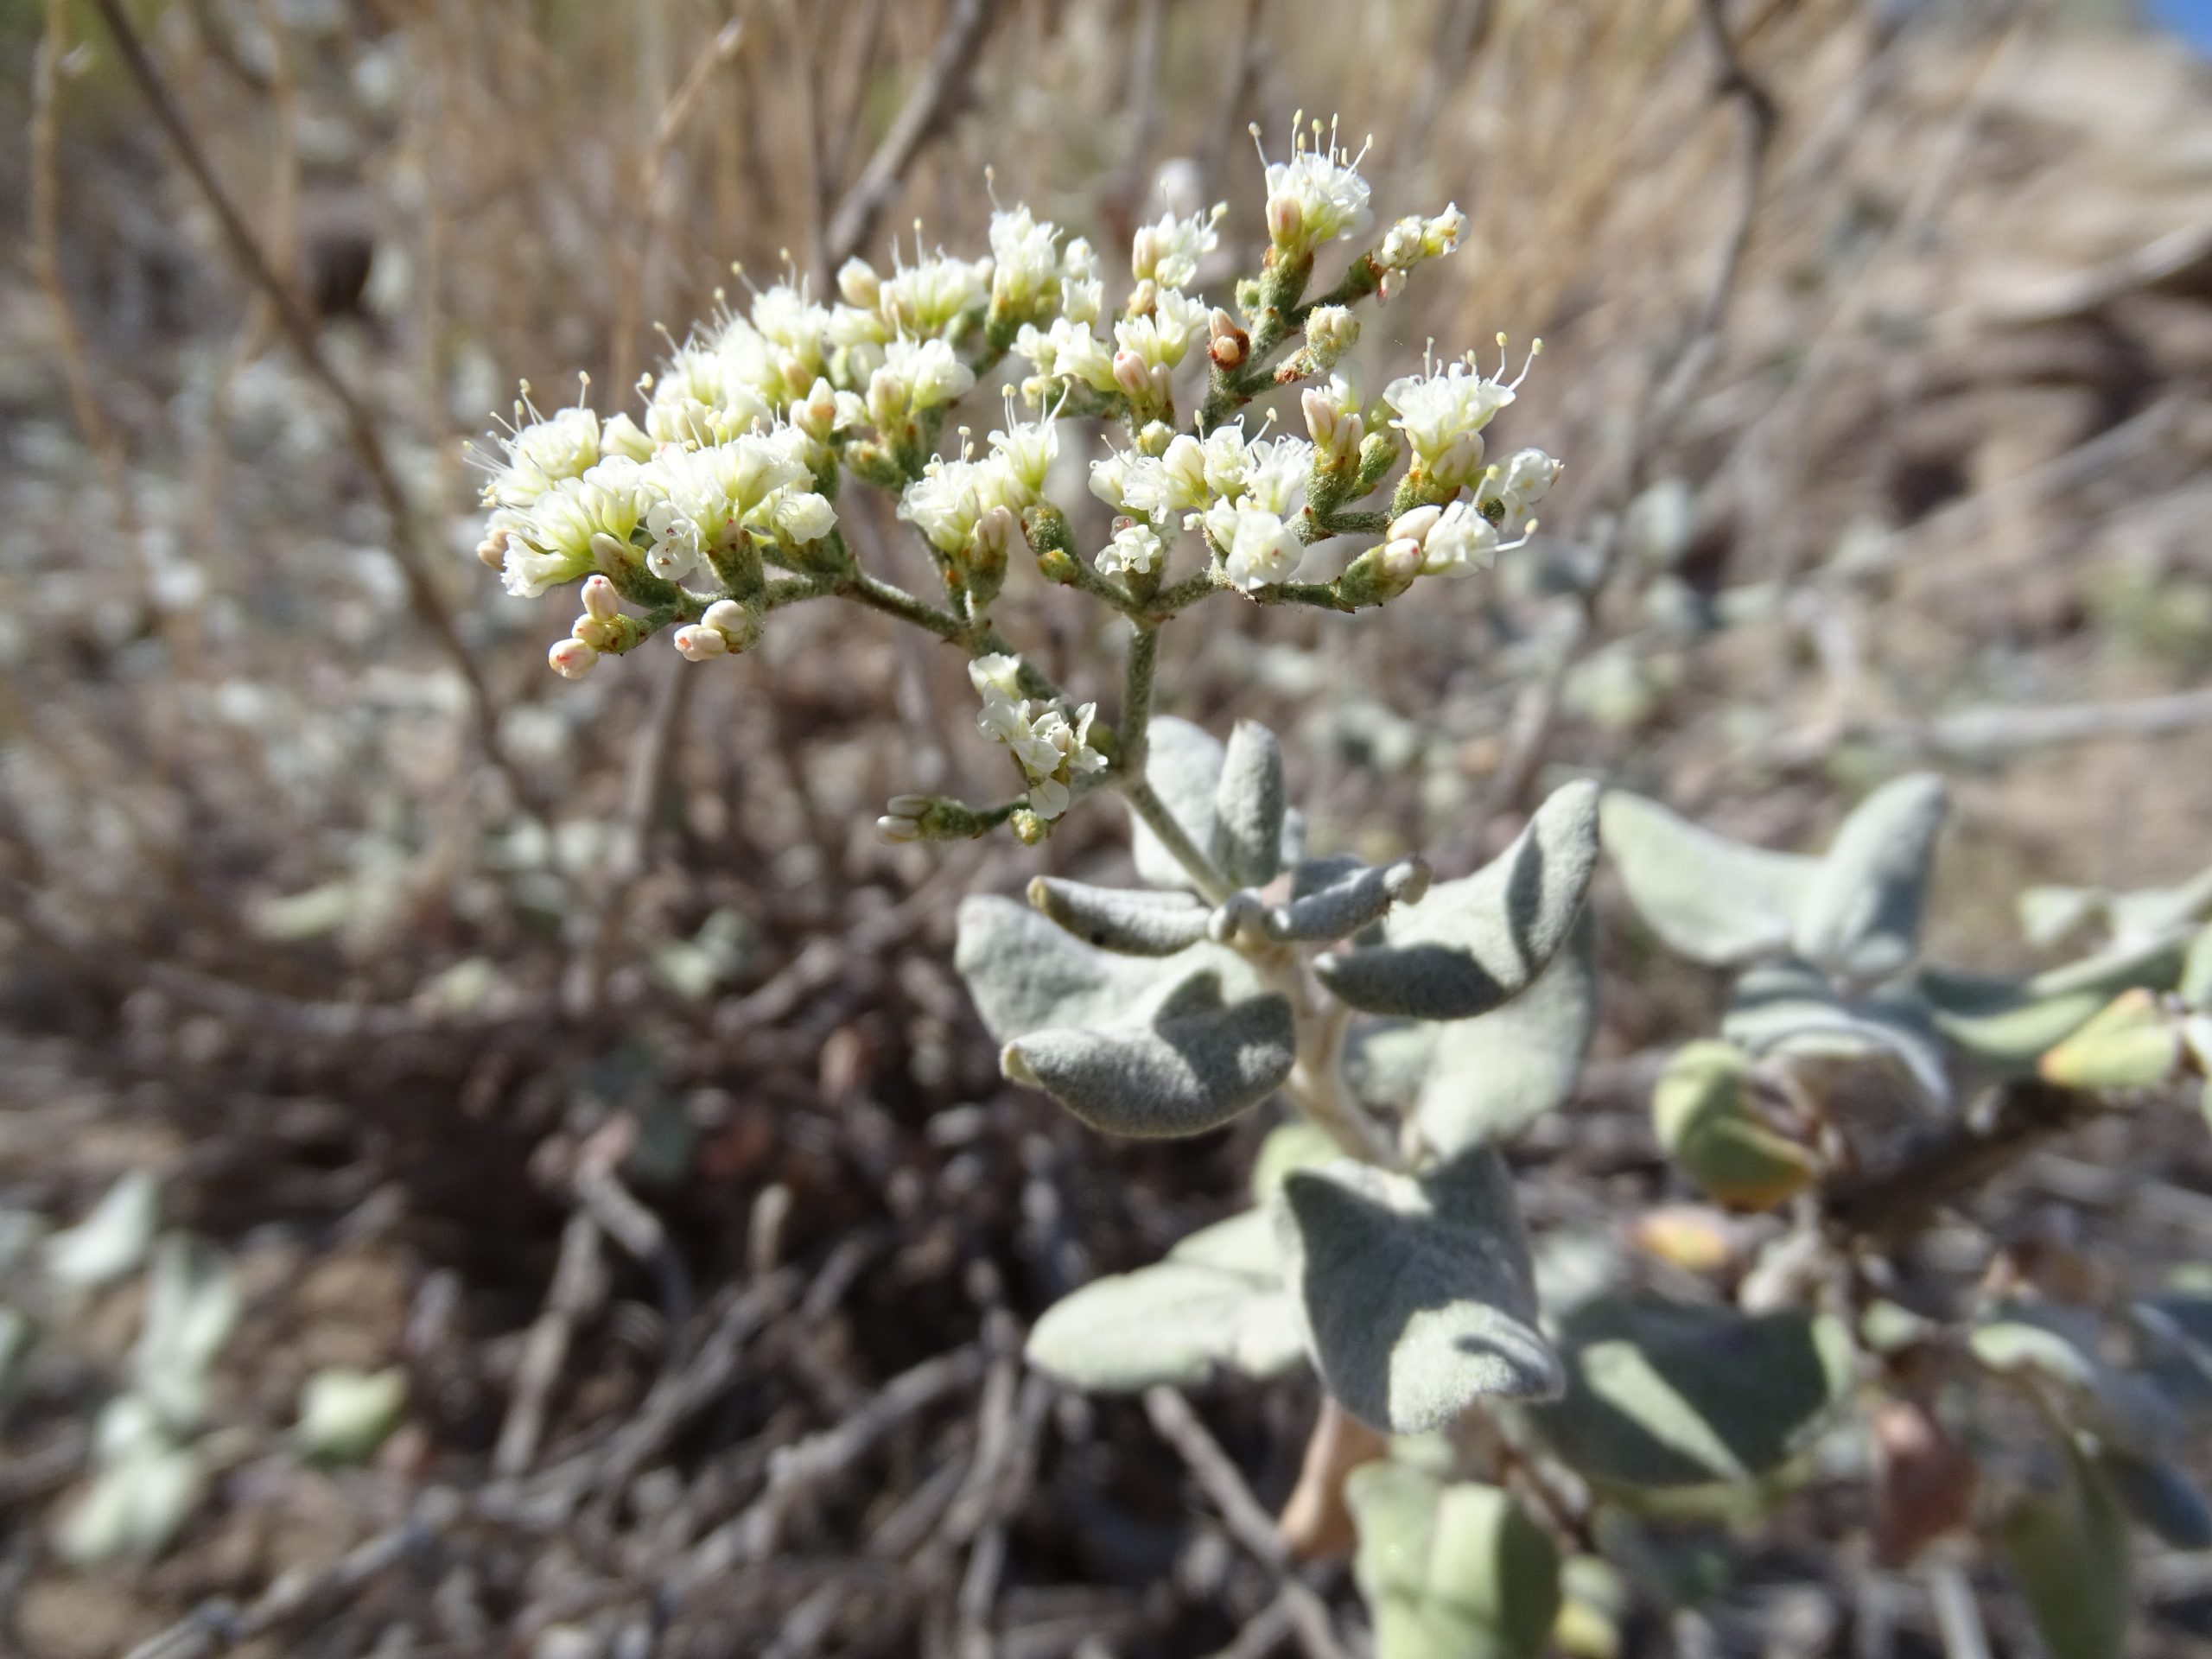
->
1121, 621, 1160, 773
846, 570, 967, 641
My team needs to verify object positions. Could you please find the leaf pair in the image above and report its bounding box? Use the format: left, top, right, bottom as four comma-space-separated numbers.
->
1530, 1294, 1850, 1492
957, 895, 1289, 1138
1126, 716, 1294, 891
1028, 1137, 1562, 1437
1601, 774, 1948, 981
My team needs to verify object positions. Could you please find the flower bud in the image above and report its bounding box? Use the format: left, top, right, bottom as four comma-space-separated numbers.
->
1112, 348, 1153, 402
1304, 305, 1357, 365
581, 573, 620, 621
867, 365, 906, 431
974, 504, 1017, 565
794, 377, 839, 444
572, 615, 620, 652
837, 257, 880, 310
876, 812, 923, 844
1266, 192, 1304, 251
549, 637, 598, 679
1387, 505, 1444, 545
475, 530, 511, 571
672, 624, 728, 662
1380, 538, 1423, 582
1206, 308, 1249, 371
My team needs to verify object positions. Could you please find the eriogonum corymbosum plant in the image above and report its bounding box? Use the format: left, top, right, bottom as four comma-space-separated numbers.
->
471, 106, 2212, 1659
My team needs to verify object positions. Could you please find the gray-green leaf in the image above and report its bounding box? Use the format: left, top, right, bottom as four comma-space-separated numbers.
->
1027, 877, 1211, 957
955, 893, 1258, 1042
1025, 1210, 1305, 1390
1215, 720, 1286, 889
1530, 1294, 1849, 1491
1599, 791, 1819, 967
1347, 1464, 1561, 1659
1415, 911, 1597, 1156
1002, 983, 1296, 1138
1724, 960, 1949, 1105
1790, 773, 1948, 982
1279, 1149, 1561, 1433
1317, 781, 1600, 1020
2000, 1443, 2132, 1659
1273, 858, 1432, 944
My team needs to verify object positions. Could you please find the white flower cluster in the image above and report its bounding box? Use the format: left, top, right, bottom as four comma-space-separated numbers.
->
1089, 423, 1314, 591
968, 655, 1108, 819
1382, 336, 1544, 493
897, 399, 1060, 557
1258, 115, 1374, 260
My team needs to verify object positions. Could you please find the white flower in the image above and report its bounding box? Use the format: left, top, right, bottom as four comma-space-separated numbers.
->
1130, 205, 1225, 290
1205, 500, 1305, 591
1259, 116, 1373, 258
1014, 317, 1117, 393
501, 465, 646, 597
900, 456, 1018, 555
653, 434, 809, 550
1098, 522, 1163, 578
1414, 500, 1501, 577
1114, 288, 1208, 370
1088, 448, 1135, 514
878, 335, 976, 413
1117, 434, 1211, 520
1383, 341, 1537, 491
477, 402, 603, 510
968, 653, 1025, 704
1200, 423, 1255, 497
646, 345, 777, 446
836, 257, 881, 309
772, 489, 837, 543
1237, 435, 1313, 515
880, 250, 992, 337
1302, 375, 1363, 459
1477, 448, 1563, 536
601, 412, 656, 462
1376, 204, 1469, 272
988, 405, 1059, 505
989, 204, 1066, 316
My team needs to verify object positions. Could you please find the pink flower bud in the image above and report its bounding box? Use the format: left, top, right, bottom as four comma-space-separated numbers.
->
548, 638, 598, 679
581, 573, 620, 621
1266, 192, 1304, 249
1388, 505, 1444, 545
672, 624, 728, 662
1380, 538, 1424, 582
1111, 349, 1153, 402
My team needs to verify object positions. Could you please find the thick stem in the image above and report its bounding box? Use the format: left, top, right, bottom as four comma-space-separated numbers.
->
1270, 960, 1398, 1166
1121, 622, 1159, 773
845, 569, 966, 641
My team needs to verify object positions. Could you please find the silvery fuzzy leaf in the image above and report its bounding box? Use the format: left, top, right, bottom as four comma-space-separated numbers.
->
1529, 1294, 1850, 1491
2108, 864, 2212, 948
133, 1235, 241, 1433
1027, 877, 1211, 957
1025, 1210, 1305, 1390
1346, 1022, 1443, 1112
2000, 1444, 2133, 1659
1127, 716, 1305, 891
1599, 791, 1820, 967
1002, 982, 1297, 1138
1278, 1148, 1561, 1434
296, 1367, 409, 1464
1128, 716, 1227, 889
1317, 782, 1600, 1021
1649, 1039, 1815, 1212
43, 1170, 161, 1291
1920, 932, 2186, 1072
1272, 858, 1432, 944
54, 1438, 207, 1566
2099, 1447, 2212, 1549
2020, 885, 2107, 950
1415, 911, 1598, 1157
1347, 1464, 1561, 1659
1215, 720, 1287, 889
1971, 1306, 2178, 1459
1790, 773, 1948, 982
1723, 960, 1949, 1106
954, 893, 1258, 1043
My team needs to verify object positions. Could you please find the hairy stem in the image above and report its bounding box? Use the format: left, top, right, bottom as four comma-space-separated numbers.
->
845, 570, 966, 641
1121, 622, 1159, 773
1120, 776, 1233, 904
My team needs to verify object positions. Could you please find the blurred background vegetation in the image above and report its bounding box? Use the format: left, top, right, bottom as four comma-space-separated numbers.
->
7, 0, 2212, 1654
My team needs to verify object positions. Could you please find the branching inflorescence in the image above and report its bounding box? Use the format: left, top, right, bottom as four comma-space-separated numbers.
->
473, 113, 1554, 848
